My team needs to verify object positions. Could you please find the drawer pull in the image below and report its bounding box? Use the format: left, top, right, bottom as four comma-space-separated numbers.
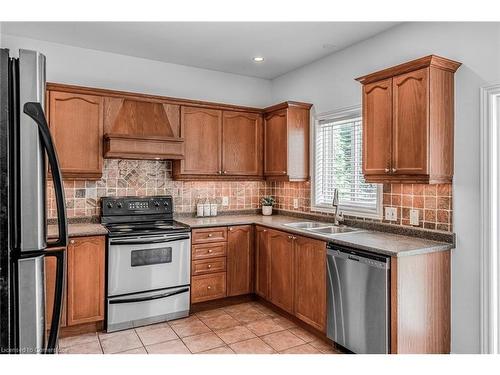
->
207, 285, 212, 290
208, 233, 213, 237
208, 249, 213, 253
207, 264, 212, 268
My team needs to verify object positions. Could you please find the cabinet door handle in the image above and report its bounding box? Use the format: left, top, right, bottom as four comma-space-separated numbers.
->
229, 227, 233, 231
282, 171, 286, 174
288, 235, 293, 239
70, 239, 75, 244
292, 236, 296, 240
392, 168, 397, 173
384, 168, 389, 173
223, 170, 227, 174
218, 170, 222, 174
207, 285, 212, 290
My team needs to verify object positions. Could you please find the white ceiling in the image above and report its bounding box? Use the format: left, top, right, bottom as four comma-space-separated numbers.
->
2, 22, 399, 79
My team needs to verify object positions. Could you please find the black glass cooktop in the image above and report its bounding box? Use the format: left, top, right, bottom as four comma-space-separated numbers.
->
105, 220, 190, 237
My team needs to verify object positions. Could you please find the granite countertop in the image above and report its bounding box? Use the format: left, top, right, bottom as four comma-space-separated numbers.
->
175, 214, 453, 258
47, 223, 108, 239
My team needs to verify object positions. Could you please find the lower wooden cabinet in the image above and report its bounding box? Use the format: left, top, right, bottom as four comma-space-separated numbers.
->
255, 226, 270, 299
227, 225, 254, 296
44, 256, 67, 329
66, 236, 105, 326
191, 272, 227, 303
268, 229, 295, 314
294, 236, 327, 332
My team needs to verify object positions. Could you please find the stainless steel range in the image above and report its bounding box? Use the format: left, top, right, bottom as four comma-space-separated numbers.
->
101, 196, 191, 332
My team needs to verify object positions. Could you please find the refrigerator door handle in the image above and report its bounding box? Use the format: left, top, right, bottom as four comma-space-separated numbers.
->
23, 102, 68, 249
42, 248, 65, 354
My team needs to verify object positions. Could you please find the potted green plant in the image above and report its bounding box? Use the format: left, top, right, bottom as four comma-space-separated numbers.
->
260, 196, 276, 216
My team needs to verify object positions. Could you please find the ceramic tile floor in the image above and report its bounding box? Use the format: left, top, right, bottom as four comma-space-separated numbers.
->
58, 301, 341, 354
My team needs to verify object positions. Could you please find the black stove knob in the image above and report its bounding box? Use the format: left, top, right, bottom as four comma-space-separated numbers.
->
163, 201, 168, 206
154, 201, 160, 207
117, 202, 123, 208
107, 202, 113, 209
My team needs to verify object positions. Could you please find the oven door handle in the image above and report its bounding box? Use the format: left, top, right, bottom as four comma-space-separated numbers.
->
109, 287, 190, 305
110, 236, 190, 245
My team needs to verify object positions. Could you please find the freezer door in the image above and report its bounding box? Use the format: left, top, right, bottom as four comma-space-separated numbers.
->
17, 256, 45, 353
18, 49, 46, 252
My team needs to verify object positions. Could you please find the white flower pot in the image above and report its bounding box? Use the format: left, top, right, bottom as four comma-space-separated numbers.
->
262, 206, 273, 216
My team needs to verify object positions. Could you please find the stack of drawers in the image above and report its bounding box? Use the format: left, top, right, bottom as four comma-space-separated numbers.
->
191, 227, 228, 303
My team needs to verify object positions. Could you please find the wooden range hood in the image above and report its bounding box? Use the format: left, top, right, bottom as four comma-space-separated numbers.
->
104, 97, 184, 160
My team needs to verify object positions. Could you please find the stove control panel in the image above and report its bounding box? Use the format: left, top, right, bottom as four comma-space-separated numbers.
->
101, 196, 173, 217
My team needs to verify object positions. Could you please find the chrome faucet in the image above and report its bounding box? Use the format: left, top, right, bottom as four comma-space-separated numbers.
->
332, 188, 344, 225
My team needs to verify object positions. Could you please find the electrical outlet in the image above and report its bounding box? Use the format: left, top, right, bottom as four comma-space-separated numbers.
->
293, 198, 299, 209
385, 207, 398, 221
410, 209, 420, 226
222, 196, 229, 206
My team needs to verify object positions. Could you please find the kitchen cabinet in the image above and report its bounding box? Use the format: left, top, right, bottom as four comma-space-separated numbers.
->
173, 107, 263, 180
255, 226, 270, 299
268, 229, 295, 314
44, 255, 67, 329
227, 225, 254, 296
174, 106, 222, 177
66, 236, 105, 326
190, 227, 228, 303
263, 102, 312, 181
294, 236, 327, 332
222, 111, 262, 176
356, 55, 461, 184
47, 89, 103, 179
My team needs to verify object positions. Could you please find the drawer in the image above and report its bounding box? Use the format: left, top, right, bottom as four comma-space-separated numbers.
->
192, 227, 227, 244
192, 242, 227, 260
192, 257, 226, 276
191, 272, 226, 303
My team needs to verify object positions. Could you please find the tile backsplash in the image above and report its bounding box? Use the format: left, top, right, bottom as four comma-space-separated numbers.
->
48, 159, 453, 232
47, 159, 266, 218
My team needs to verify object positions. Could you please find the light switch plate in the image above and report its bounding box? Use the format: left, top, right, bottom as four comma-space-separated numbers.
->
222, 196, 229, 206
385, 207, 398, 221
293, 198, 299, 209
410, 209, 420, 226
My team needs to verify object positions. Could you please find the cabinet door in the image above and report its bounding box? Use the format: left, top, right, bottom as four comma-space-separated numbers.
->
264, 110, 288, 176
363, 78, 393, 176
227, 225, 254, 296
222, 111, 262, 176
269, 230, 295, 314
294, 236, 327, 332
255, 226, 270, 299
66, 236, 105, 326
48, 91, 103, 179
392, 68, 429, 175
45, 255, 66, 329
179, 106, 222, 175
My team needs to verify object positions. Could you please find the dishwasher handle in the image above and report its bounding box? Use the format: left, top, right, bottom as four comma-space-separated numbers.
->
327, 245, 390, 270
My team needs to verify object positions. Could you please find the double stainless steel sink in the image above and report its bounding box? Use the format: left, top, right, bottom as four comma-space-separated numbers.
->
283, 221, 361, 237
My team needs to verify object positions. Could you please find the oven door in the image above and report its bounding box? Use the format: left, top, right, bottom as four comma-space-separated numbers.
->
108, 233, 191, 297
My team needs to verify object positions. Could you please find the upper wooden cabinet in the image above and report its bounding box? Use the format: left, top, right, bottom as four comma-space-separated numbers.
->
174, 106, 222, 176
173, 106, 263, 180
263, 102, 312, 181
47, 89, 104, 179
356, 55, 461, 184
222, 111, 262, 176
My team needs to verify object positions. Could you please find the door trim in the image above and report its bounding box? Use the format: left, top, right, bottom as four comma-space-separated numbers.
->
480, 83, 500, 354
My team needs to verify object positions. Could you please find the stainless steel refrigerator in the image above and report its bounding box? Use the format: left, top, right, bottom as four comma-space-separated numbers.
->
0, 49, 68, 354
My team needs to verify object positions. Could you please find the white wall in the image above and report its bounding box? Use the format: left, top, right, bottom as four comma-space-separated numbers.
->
0, 34, 272, 107
272, 22, 500, 353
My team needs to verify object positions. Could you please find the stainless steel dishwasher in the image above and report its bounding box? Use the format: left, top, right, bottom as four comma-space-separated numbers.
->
326, 242, 390, 354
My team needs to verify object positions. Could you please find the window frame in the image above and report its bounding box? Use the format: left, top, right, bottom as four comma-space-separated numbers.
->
310, 105, 383, 219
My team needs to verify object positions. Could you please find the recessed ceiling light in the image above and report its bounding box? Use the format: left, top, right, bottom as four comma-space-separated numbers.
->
253, 57, 264, 63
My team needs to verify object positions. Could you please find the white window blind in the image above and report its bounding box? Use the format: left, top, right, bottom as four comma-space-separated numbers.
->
313, 109, 382, 218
